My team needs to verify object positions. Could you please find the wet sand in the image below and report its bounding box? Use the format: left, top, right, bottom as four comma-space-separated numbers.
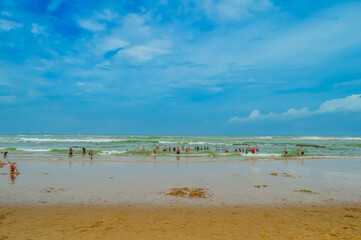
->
1, 158, 361, 239
1, 158, 361, 206
0, 204, 360, 239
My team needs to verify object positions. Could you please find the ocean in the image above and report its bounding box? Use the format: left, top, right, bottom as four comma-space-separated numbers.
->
1, 135, 361, 162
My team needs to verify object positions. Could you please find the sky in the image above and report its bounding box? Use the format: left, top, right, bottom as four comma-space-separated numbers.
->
0, 0, 361, 135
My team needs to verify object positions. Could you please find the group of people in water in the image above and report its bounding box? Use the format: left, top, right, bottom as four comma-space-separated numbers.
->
68, 147, 93, 159
133, 144, 264, 155
283, 147, 305, 155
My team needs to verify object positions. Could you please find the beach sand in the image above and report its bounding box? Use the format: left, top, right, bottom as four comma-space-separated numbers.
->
1, 158, 361, 239
0, 204, 360, 239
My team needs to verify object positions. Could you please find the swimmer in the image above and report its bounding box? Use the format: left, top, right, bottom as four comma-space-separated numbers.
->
163, 146, 167, 151
256, 145, 259, 152
251, 148, 255, 154
136, 147, 139, 152
10, 162, 19, 174
173, 147, 176, 152
247, 145, 251, 150
225, 148, 228, 153
297, 149, 300, 155
301, 147, 304, 155
153, 148, 157, 155
284, 147, 288, 154
142, 147, 145, 151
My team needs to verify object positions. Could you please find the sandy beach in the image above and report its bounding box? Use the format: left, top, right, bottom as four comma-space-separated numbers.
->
1, 204, 360, 239
1, 156, 361, 239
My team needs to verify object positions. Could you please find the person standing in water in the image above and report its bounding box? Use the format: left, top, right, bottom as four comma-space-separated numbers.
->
301, 147, 304, 155
283, 147, 288, 154
82, 147, 86, 155
177, 147, 180, 154
69, 148, 73, 157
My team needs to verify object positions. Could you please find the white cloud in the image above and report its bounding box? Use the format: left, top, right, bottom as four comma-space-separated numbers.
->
200, 0, 274, 21
229, 94, 361, 122
31, 23, 48, 36
317, 94, 361, 113
121, 40, 171, 62
0, 19, 22, 31
77, 19, 106, 31
96, 9, 118, 21
1, 11, 12, 17
96, 36, 129, 53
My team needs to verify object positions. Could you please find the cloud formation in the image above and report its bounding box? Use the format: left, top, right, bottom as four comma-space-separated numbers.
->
0, 19, 22, 31
229, 94, 361, 122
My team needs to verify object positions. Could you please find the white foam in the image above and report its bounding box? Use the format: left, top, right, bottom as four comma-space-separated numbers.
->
254, 136, 273, 139
19, 137, 131, 143
17, 148, 52, 152
243, 153, 281, 157
98, 150, 127, 155
297, 136, 361, 141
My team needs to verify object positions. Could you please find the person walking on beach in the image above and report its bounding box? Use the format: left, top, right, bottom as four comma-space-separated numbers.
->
10, 162, 19, 174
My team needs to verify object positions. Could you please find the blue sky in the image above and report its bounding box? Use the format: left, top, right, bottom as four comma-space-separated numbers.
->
0, 0, 361, 135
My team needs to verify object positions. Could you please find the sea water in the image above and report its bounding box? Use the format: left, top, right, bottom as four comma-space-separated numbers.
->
0, 135, 360, 162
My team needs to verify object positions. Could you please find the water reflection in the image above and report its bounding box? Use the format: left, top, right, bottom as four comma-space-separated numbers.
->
10, 173, 18, 183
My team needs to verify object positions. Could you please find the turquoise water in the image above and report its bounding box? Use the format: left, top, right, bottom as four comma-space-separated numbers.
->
0, 135, 360, 161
